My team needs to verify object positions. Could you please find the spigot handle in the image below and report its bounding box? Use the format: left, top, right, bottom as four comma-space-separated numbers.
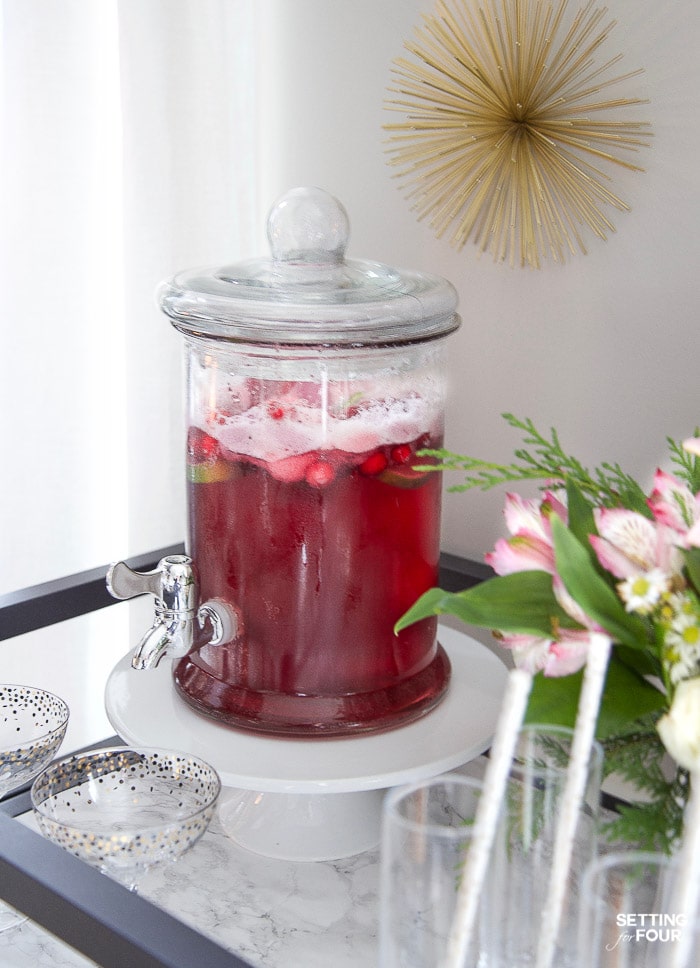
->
106, 554, 198, 613
106, 555, 236, 670
106, 561, 164, 601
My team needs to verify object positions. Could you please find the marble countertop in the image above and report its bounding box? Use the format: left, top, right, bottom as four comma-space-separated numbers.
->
0, 753, 626, 968
0, 792, 387, 968
5, 759, 497, 968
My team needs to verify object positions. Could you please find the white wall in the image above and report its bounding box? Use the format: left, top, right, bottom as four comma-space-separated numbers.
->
255, 0, 700, 563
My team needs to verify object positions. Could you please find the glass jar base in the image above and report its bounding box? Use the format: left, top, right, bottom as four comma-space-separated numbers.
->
173, 645, 451, 737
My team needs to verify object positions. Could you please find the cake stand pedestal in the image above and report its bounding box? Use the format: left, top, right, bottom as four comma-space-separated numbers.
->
105, 626, 507, 861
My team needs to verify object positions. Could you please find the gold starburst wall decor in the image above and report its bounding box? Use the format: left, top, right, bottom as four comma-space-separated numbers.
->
385, 0, 653, 268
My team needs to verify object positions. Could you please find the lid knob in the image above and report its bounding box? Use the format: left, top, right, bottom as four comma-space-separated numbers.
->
267, 187, 349, 265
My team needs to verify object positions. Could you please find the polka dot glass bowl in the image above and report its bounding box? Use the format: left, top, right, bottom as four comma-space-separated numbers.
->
31, 746, 221, 891
1, 683, 70, 931
1, 684, 70, 795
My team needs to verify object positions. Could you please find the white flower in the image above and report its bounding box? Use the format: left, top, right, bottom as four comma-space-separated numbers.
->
666, 650, 700, 687
617, 568, 670, 614
657, 678, 700, 772
662, 594, 700, 685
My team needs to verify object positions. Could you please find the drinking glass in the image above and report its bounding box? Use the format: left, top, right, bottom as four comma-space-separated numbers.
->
578, 851, 700, 967
0, 684, 70, 932
484, 725, 604, 968
379, 727, 603, 968
379, 773, 486, 968
31, 746, 220, 892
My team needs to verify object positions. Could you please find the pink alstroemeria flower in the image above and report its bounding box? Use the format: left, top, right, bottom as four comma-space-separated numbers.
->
485, 491, 566, 576
590, 507, 684, 581
498, 629, 591, 677
486, 491, 598, 675
486, 534, 556, 575
551, 574, 604, 631
648, 469, 700, 549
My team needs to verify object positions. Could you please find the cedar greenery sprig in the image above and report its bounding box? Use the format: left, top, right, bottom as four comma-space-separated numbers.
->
601, 724, 687, 853
421, 412, 651, 515
668, 429, 700, 495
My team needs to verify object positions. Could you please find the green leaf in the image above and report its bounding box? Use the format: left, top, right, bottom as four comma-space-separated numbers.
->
524, 653, 666, 739
564, 478, 596, 548
394, 587, 448, 629
598, 655, 667, 738
394, 570, 577, 637
525, 668, 583, 730
682, 547, 700, 596
614, 644, 663, 680
550, 515, 648, 650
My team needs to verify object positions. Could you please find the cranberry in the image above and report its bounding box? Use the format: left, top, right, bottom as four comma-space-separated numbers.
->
359, 451, 388, 476
187, 428, 219, 463
391, 444, 413, 465
305, 460, 335, 488
267, 402, 285, 420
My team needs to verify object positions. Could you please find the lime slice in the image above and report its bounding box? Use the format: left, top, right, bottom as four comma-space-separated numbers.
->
187, 460, 235, 483
377, 466, 430, 489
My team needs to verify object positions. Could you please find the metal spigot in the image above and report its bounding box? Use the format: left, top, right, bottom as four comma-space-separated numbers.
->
106, 554, 237, 670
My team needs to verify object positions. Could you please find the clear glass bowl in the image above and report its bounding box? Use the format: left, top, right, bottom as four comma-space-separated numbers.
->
1, 683, 70, 931
31, 746, 221, 891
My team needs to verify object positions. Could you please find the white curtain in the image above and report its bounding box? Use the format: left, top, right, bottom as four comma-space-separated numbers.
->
0, 0, 260, 596
0, 0, 261, 748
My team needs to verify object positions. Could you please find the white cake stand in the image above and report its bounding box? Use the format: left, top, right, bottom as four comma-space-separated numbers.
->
105, 626, 507, 861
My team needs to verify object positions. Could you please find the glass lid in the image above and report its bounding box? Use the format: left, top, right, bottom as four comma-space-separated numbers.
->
158, 187, 460, 346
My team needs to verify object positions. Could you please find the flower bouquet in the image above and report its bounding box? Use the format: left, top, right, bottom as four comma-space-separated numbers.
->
397, 414, 700, 852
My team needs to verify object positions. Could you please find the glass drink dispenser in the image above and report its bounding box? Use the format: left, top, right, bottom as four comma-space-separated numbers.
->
108, 188, 460, 736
